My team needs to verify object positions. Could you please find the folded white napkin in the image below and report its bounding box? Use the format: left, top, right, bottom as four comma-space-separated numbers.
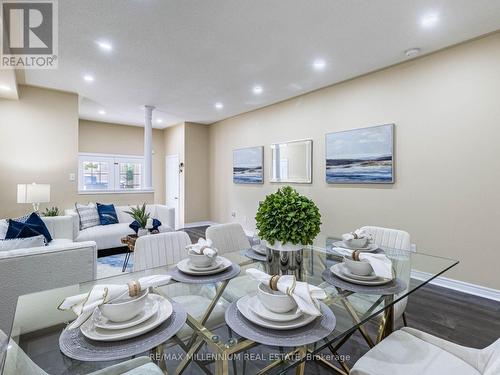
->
246, 269, 326, 316
58, 275, 171, 329
187, 238, 217, 257
333, 247, 393, 279
342, 228, 372, 241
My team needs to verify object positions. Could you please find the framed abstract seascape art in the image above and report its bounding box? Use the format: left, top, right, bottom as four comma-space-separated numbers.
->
233, 146, 264, 184
325, 124, 394, 184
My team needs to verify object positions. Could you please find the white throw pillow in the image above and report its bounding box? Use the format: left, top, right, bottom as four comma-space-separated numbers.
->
0, 235, 45, 251
0, 219, 8, 239
75, 203, 100, 230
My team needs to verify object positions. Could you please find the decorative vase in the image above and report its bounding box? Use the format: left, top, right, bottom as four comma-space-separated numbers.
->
264, 241, 304, 280
137, 228, 148, 237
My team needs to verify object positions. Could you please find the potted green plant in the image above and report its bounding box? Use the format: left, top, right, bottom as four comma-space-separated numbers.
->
125, 203, 151, 237
256, 186, 322, 252
42, 206, 59, 217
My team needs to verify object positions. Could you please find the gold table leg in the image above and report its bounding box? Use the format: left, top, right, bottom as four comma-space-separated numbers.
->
151, 344, 168, 374
376, 295, 395, 343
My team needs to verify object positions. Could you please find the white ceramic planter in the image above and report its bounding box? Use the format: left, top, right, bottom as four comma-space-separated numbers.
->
137, 228, 149, 237
266, 240, 303, 252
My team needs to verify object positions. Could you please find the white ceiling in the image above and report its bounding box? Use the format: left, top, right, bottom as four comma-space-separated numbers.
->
13, 0, 500, 128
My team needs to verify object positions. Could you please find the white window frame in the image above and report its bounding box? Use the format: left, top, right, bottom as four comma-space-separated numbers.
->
78, 153, 153, 194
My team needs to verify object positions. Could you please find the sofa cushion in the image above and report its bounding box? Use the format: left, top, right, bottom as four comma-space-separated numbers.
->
0, 235, 46, 251
6, 213, 53, 243
77, 222, 135, 250
76, 203, 100, 230
96, 203, 118, 225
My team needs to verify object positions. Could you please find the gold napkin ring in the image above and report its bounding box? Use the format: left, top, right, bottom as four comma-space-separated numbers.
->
352, 250, 361, 261
128, 280, 141, 297
269, 275, 280, 291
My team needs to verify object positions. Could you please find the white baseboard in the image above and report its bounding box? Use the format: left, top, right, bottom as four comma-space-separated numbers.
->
182, 221, 218, 229
411, 270, 500, 302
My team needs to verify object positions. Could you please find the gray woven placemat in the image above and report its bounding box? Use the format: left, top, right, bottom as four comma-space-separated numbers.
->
225, 301, 336, 347
244, 248, 267, 261
59, 300, 187, 361
168, 263, 241, 284
321, 268, 406, 295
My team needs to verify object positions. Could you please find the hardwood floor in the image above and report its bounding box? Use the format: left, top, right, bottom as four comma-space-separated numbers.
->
16, 227, 500, 374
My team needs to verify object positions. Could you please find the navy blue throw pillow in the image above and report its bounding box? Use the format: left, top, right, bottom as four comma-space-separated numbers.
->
129, 219, 162, 234
6, 212, 52, 243
96, 203, 118, 225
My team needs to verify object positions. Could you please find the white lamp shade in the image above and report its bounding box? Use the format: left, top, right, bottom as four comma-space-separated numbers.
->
17, 183, 50, 204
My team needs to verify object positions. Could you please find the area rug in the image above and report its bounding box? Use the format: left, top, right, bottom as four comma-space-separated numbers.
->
97, 253, 133, 278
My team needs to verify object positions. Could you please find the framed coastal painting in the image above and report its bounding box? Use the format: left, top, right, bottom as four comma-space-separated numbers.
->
325, 124, 394, 184
233, 146, 264, 184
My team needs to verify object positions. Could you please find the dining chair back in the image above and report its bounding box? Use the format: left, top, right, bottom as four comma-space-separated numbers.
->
361, 226, 411, 323
206, 223, 251, 255
133, 231, 191, 272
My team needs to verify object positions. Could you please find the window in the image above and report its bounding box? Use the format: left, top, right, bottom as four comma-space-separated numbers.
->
78, 153, 147, 193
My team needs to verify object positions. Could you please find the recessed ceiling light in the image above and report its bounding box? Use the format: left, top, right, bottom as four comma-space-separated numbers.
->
83, 74, 94, 82
0, 84, 11, 91
405, 48, 421, 57
96, 40, 113, 52
313, 58, 326, 71
156, 119, 163, 124
252, 85, 263, 95
421, 13, 439, 28
214, 102, 224, 110
98, 110, 106, 115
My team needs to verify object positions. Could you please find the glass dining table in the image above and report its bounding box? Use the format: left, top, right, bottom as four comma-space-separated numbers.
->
1, 236, 458, 375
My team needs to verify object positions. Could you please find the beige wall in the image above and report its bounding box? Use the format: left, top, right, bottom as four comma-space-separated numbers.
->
79, 120, 165, 205
184, 122, 210, 223
0, 85, 79, 217
209, 33, 500, 289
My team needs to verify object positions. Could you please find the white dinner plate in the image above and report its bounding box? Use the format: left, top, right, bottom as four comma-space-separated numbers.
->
332, 241, 379, 252
248, 296, 303, 322
93, 297, 159, 330
331, 263, 392, 286
188, 259, 222, 271
236, 295, 316, 330
251, 245, 267, 255
177, 256, 231, 275
80, 295, 172, 342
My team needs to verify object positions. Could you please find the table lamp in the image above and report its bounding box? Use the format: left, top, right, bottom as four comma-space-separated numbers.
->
17, 183, 51, 212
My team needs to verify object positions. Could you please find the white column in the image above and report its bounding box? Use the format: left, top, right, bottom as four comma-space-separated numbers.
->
144, 105, 155, 190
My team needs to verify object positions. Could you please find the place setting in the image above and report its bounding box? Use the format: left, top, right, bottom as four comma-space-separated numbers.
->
322, 245, 406, 295
57, 275, 187, 361
244, 238, 268, 261
225, 269, 336, 347
168, 238, 241, 283
331, 228, 382, 253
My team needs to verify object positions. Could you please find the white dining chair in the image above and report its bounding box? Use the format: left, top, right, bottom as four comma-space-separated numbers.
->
133, 231, 229, 340
133, 231, 192, 272
0, 330, 163, 375
360, 226, 411, 326
351, 327, 500, 375
205, 223, 251, 255
206, 223, 259, 302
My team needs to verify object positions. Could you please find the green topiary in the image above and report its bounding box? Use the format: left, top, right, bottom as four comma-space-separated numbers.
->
255, 186, 321, 246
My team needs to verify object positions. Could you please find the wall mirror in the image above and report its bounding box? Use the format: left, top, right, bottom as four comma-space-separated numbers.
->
270, 139, 312, 183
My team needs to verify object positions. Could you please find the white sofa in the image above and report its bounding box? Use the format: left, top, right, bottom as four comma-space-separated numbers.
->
0, 215, 97, 334
65, 204, 175, 251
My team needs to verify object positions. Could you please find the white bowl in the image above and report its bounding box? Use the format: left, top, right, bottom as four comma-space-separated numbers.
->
188, 251, 216, 267
257, 283, 297, 313
99, 290, 149, 322
343, 256, 373, 276
343, 238, 369, 248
